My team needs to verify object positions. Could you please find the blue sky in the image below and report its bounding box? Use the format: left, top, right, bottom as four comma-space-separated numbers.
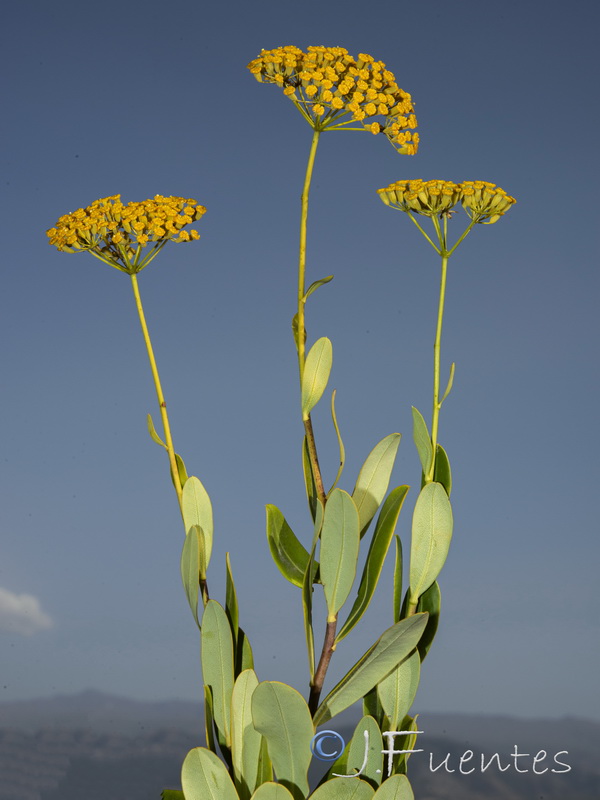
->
1, 0, 598, 723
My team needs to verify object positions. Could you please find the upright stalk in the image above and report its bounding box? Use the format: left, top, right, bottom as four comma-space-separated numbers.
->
130, 273, 184, 512
296, 129, 326, 504
425, 252, 449, 483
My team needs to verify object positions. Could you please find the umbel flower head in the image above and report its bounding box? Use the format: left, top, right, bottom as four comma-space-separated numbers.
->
46, 195, 206, 274
247, 45, 419, 154
378, 179, 515, 224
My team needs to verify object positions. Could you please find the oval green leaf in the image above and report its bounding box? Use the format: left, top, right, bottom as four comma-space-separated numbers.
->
181, 747, 239, 800
147, 413, 167, 449
201, 600, 235, 746
301, 337, 333, 419
310, 778, 374, 800
333, 716, 383, 787
305, 274, 334, 301
182, 476, 213, 567
251, 783, 294, 800
251, 681, 314, 800
266, 505, 313, 587
433, 444, 452, 496
408, 482, 453, 605
372, 774, 414, 800
180, 525, 205, 628
313, 614, 428, 728
377, 650, 420, 730
231, 669, 262, 800
352, 434, 401, 538
320, 489, 360, 619
337, 486, 409, 642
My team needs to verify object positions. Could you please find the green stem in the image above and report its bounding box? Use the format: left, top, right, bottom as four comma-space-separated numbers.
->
425, 251, 449, 484
130, 273, 184, 513
296, 129, 327, 506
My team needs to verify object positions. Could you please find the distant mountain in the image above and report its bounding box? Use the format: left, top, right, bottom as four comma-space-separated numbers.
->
0, 690, 598, 800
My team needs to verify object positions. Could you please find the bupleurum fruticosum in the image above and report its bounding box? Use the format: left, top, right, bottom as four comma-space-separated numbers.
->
247, 45, 419, 154
46, 195, 207, 273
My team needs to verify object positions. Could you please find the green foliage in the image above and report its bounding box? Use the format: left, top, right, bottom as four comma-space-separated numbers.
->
251, 682, 314, 800
372, 775, 414, 800
352, 434, 401, 538
147, 413, 167, 449
392, 535, 403, 624
232, 669, 264, 800
182, 476, 213, 567
302, 499, 324, 679
160, 791, 184, 800
337, 487, 410, 643
180, 525, 205, 628
408, 482, 453, 606
304, 275, 334, 300
410, 407, 432, 477
309, 778, 375, 799
251, 783, 294, 800
433, 444, 451, 496
266, 505, 314, 588
201, 600, 235, 747
313, 614, 428, 727
328, 390, 345, 493
415, 581, 441, 661
376, 650, 420, 731
320, 489, 360, 618
181, 747, 239, 800
301, 337, 333, 419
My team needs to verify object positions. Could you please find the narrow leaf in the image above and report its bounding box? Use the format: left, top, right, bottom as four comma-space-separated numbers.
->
320, 489, 360, 618
313, 614, 428, 727
393, 536, 403, 624
328, 390, 345, 493
180, 525, 204, 628
440, 362, 455, 405
266, 505, 313, 587
182, 476, 214, 567
147, 413, 167, 449
409, 483, 453, 605
302, 435, 318, 521
377, 650, 420, 730
181, 747, 239, 800
171, 453, 188, 491
302, 500, 324, 679
161, 791, 184, 800
416, 581, 441, 661
372, 775, 414, 800
301, 337, 333, 419
433, 444, 452, 496
305, 274, 334, 300
237, 627, 255, 675
352, 434, 401, 538
204, 685, 216, 754
231, 669, 262, 800
411, 407, 432, 477
226, 553, 239, 646
251, 682, 314, 800
337, 487, 409, 643
201, 600, 235, 746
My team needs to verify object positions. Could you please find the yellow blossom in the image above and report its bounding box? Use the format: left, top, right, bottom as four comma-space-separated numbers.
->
460, 181, 516, 223
247, 45, 418, 154
46, 195, 206, 274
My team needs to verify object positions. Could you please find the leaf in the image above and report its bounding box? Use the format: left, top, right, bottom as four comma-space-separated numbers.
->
266, 505, 313, 588
305, 275, 334, 300
328, 390, 345, 493
251, 682, 314, 800
231, 669, 262, 800
302, 436, 318, 521
372, 775, 414, 800
161, 791, 184, 800
292, 313, 306, 350
204, 685, 216, 754
301, 337, 333, 419
337, 487, 410, 643
256, 735, 274, 786
309, 778, 375, 800
416, 581, 441, 661
303, 499, 324, 680
320, 489, 360, 619
226, 553, 239, 647
440, 362, 455, 406
172, 452, 188, 489
362, 687, 385, 730
147, 413, 167, 449
352, 434, 401, 538
408, 483, 453, 605
251, 783, 294, 800
236, 627, 255, 675
181, 747, 239, 800
180, 525, 204, 628
393, 536, 403, 624
335, 716, 383, 787
201, 600, 235, 746
411, 407, 432, 477
377, 650, 420, 730
182, 476, 214, 567
313, 614, 428, 728
433, 444, 452, 496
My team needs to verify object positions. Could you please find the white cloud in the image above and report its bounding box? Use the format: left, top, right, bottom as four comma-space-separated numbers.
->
0, 586, 54, 635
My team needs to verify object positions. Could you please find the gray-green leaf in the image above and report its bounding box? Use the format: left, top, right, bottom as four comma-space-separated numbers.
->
411, 407, 432, 477
372, 775, 414, 800
201, 601, 235, 746
181, 747, 239, 800
320, 489, 360, 619
231, 669, 262, 800
182, 476, 213, 567
352, 434, 401, 538
266, 505, 314, 588
301, 337, 333, 419
377, 650, 420, 730
409, 482, 453, 606
180, 525, 205, 628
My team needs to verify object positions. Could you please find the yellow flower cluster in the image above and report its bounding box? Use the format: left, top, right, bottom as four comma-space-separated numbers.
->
378, 180, 515, 223
247, 45, 418, 154
46, 195, 206, 273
